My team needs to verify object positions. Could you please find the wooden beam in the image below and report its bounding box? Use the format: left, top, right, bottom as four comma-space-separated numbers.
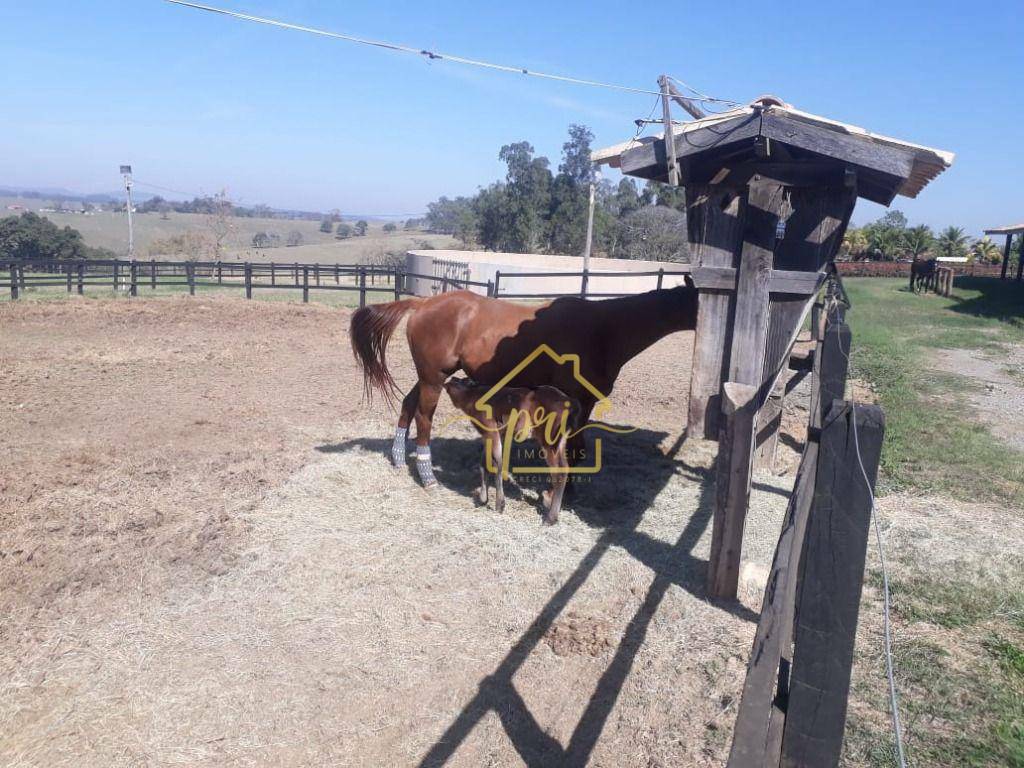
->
781, 402, 885, 768
686, 186, 745, 439
708, 382, 758, 599
658, 75, 680, 186
665, 79, 706, 120
691, 266, 826, 295
620, 113, 761, 176
1001, 233, 1011, 280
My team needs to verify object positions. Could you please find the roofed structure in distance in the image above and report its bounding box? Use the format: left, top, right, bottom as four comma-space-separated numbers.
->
592, 98, 954, 205
983, 224, 1024, 235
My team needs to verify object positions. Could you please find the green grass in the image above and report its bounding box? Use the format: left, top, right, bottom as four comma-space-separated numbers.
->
844, 278, 1024, 506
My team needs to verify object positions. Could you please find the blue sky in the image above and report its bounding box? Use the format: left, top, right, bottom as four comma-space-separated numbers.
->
1, 0, 1020, 234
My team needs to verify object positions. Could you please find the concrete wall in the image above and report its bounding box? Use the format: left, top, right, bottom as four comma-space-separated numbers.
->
405, 250, 691, 299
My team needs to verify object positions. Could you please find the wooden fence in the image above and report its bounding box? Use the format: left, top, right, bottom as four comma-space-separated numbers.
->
727, 296, 885, 768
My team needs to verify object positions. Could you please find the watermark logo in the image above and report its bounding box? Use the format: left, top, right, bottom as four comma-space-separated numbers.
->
444, 344, 635, 478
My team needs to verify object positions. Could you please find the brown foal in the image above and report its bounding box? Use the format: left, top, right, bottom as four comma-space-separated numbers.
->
351, 285, 697, 488
444, 377, 579, 525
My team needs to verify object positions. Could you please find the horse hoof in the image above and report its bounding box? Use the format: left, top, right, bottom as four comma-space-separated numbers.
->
542, 517, 558, 527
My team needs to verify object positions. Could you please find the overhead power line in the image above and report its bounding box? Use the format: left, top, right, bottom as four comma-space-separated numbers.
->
164, 0, 673, 98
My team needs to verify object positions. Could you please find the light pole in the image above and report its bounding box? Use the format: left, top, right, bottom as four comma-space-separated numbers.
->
581, 166, 600, 298
120, 165, 134, 259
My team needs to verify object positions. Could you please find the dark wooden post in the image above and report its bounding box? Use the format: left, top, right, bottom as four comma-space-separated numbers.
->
77, 263, 84, 295
686, 186, 745, 438
493, 270, 501, 298
1017, 234, 1024, 281
186, 262, 195, 296
9, 264, 18, 300
334, 264, 340, 284
302, 266, 309, 303
112, 261, 119, 291
314, 263, 320, 287
66, 263, 73, 293
656, 268, 664, 290
781, 402, 885, 768
813, 309, 851, 427
244, 262, 252, 299
359, 267, 367, 308
394, 267, 401, 300
151, 260, 157, 289
130, 261, 137, 297
270, 262, 276, 286
216, 261, 223, 284
580, 268, 589, 299
1001, 233, 1012, 279
294, 262, 299, 286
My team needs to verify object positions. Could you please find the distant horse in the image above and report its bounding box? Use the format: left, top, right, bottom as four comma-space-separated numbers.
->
910, 257, 937, 292
350, 286, 699, 487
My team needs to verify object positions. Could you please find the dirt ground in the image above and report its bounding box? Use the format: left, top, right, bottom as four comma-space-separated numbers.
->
2, 294, 813, 766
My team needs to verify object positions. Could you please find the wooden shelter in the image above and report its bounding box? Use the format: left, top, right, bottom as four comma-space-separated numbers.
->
983, 223, 1024, 280
593, 97, 953, 598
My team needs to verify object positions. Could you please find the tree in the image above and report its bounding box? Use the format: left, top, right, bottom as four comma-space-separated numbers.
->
548, 125, 594, 255
614, 178, 640, 217
902, 224, 934, 259
615, 206, 688, 262
971, 236, 1002, 264
319, 218, 334, 233
496, 140, 551, 252
252, 231, 271, 248
0, 212, 112, 260
286, 230, 303, 247
935, 226, 969, 259
842, 228, 869, 259
205, 190, 234, 257
382, 222, 397, 233
335, 223, 352, 239
878, 210, 908, 230
355, 220, 368, 236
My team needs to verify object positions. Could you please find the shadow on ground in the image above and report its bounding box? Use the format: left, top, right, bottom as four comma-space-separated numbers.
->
318, 427, 758, 767
948, 276, 1024, 326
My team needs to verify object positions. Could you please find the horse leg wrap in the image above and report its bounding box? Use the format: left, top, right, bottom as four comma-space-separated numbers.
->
391, 427, 408, 467
415, 445, 437, 487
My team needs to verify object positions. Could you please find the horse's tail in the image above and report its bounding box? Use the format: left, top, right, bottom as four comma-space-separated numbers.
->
349, 298, 423, 404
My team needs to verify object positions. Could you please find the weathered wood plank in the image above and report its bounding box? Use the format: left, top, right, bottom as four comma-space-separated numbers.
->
620, 113, 761, 176
709, 382, 758, 599
781, 402, 885, 768
727, 432, 819, 767
686, 185, 745, 439
691, 266, 826, 295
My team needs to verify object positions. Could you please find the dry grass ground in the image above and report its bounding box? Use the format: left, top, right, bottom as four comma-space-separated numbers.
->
3, 288, 1021, 766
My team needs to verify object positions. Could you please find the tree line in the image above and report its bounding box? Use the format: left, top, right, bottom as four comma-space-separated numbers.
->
843, 210, 1019, 265
0, 212, 114, 261
422, 124, 690, 262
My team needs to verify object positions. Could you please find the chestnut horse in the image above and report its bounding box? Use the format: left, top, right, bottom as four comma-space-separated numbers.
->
350, 285, 699, 486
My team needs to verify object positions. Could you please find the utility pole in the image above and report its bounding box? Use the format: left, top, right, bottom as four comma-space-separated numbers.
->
657, 75, 680, 186
120, 165, 134, 259
581, 166, 598, 298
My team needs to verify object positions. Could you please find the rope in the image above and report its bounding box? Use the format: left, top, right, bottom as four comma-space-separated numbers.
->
830, 296, 909, 768
165, 0, 669, 97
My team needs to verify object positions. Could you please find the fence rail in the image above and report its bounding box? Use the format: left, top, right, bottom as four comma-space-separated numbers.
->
2, 258, 698, 304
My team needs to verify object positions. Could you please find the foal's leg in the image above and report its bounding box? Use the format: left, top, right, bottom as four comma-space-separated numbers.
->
477, 445, 489, 505
413, 381, 442, 487
491, 437, 505, 513
391, 384, 420, 468
541, 437, 569, 526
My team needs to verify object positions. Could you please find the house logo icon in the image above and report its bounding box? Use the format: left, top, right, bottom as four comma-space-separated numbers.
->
473, 343, 628, 476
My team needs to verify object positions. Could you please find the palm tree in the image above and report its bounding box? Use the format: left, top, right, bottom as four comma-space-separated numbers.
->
867, 226, 902, 261
842, 228, 868, 259
935, 226, 969, 259
971, 236, 1002, 264
902, 225, 934, 259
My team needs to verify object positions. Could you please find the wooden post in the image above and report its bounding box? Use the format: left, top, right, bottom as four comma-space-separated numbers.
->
66, 263, 73, 293
270, 262, 276, 286
708, 382, 758, 598
656, 268, 664, 290
315, 263, 320, 287
244, 262, 252, 299
754, 387, 785, 472
359, 267, 367, 308
1017, 234, 1024, 281
187, 262, 195, 296
112, 261, 119, 291
493, 270, 501, 298
303, 266, 309, 303
151, 260, 157, 289
77, 263, 84, 295
814, 311, 851, 427
781, 402, 885, 768
686, 186, 745, 438
658, 75, 680, 186
394, 267, 401, 300
335, 264, 340, 284
216, 261, 223, 284
294, 262, 299, 286
1001, 234, 1012, 279
580, 268, 589, 299
9, 264, 18, 300
130, 261, 137, 297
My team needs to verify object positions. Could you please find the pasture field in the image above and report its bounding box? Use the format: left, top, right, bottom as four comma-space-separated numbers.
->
0, 280, 1022, 766
0, 195, 456, 261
